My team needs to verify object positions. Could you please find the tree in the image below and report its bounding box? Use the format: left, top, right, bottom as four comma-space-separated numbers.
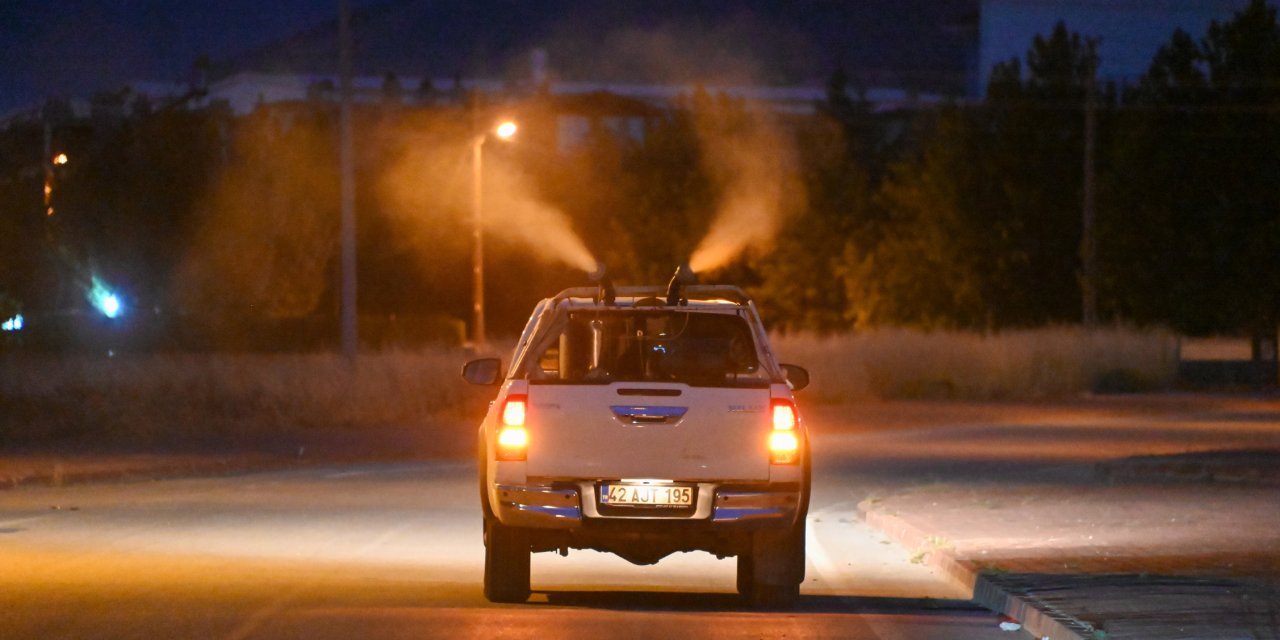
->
1102, 0, 1280, 333
752, 112, 872, 333
173, 107, 340, 337
848, 22, 1100, 329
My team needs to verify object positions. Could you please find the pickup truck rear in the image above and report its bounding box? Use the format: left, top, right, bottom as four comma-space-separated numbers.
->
462, 272, 811, 607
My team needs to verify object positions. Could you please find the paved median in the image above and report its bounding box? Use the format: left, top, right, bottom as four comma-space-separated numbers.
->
858, 452, 1280, 639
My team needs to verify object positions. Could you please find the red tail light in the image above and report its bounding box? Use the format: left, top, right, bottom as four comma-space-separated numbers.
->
497, 395, 528, 461
502, 395, 527, 426
771, 400, 797, 431
769, 399, 800, 464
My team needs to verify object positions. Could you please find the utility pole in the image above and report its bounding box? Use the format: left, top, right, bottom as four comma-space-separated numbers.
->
472, 130, 486, 349
41, 111, 69, 310
1081, 41, 1099, 329
42, 121, 54, 218
338, 0, 358, 361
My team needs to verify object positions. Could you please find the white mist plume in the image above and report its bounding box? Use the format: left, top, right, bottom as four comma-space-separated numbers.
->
481, 158, 598, 273
378, 129, 596, 275
688, 104, 798, 274
537, 17, 808, 277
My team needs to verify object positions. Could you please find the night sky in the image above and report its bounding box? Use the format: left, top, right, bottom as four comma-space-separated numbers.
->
0, 0, 378, 114
2, 0, 976, 116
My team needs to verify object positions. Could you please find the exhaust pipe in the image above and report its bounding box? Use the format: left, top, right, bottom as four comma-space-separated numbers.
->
665, 262, 697, 306
588, 262, 615, 306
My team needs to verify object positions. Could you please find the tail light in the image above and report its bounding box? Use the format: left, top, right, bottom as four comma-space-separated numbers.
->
768, 399, 800, 465
772, 401, 797, 431
497, 395, 528, 461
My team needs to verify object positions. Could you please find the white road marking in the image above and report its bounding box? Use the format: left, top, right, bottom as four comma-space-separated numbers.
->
325, 470, 372, 479
804, 501, 861, 593
0, 515, 52, 529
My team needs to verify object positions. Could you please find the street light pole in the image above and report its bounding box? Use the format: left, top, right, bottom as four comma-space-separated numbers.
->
338, 0, 358, 361
469, 119, 517, 349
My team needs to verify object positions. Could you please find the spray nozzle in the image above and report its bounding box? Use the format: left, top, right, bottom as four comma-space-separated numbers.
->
665, 262, 697, 306
589, 262, 615, 306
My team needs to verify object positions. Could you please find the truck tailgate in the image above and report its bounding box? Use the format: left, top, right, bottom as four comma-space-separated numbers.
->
524, 383, 772, 481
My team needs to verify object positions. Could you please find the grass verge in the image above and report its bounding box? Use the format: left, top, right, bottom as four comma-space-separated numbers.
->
2, 326, 1180, 446
0, 348, 490, 446
771, 326, 1180, 402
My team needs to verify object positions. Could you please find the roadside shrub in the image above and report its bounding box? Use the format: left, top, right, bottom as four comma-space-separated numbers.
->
771, 326, 1179, 402
0, 326, 1181, 445
0, 348, 492, 445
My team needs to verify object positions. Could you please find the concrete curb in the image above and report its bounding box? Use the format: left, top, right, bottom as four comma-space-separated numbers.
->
0, 450, 473, 491
1, 455, 295, 490
1095, 450, 1280, 487
858, 500, 1094, 640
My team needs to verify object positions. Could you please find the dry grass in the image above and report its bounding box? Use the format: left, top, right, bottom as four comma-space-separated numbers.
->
771, 326, 1181, 402
0, 348, 489, 445
1178, 336, 1252, 361
1, 327, 1180, 445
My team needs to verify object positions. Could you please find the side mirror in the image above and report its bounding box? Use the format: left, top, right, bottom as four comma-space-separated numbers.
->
780, 363, 810, 391
462, 358, 503, 385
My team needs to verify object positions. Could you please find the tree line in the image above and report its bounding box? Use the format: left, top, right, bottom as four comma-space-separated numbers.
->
756, 0, 1280, 336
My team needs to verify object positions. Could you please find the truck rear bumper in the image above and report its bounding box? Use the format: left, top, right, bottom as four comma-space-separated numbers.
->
494, 484, 583, 526
493, 482, 802, 529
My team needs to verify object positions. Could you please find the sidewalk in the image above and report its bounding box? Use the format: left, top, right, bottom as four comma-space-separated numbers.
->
859, 451, 1280, 639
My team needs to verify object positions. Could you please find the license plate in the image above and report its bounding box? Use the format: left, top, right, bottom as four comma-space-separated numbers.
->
601, 484, 693, 506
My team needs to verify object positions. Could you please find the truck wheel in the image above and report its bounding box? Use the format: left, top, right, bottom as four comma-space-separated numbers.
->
483, 518, 531, 603
741, 521, 805, 609
478, 435, 494, 531
736, 552, 753, 597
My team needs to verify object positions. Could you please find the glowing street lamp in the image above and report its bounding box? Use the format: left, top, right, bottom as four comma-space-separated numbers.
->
53, 152, 68, 165
471, 119, 518, 347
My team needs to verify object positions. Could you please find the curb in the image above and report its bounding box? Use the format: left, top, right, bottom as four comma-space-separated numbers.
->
1, 455, 296, 491
857, 500, 1095, 640
0, 450, 473, 491
1095, 450, 1280, 487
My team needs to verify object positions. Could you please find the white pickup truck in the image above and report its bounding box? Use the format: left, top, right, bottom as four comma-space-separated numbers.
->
462, 275, 811, 607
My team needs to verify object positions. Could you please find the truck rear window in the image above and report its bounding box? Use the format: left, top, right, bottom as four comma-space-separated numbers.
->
528, 311, 765, 387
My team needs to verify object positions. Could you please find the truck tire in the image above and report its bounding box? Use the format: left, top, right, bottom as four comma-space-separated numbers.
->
736, 552, 753, 597
478, 433, 494, 531
483, 518, 531, 603
740, 519, 805, 609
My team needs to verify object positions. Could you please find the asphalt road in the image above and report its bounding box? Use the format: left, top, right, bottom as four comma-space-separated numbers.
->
0, 412, 1039, 640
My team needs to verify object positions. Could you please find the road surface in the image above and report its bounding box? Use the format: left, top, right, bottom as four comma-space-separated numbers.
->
14, 395, 1277, 639
1, 402, 1063, 639
0, 453, 1026, 639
